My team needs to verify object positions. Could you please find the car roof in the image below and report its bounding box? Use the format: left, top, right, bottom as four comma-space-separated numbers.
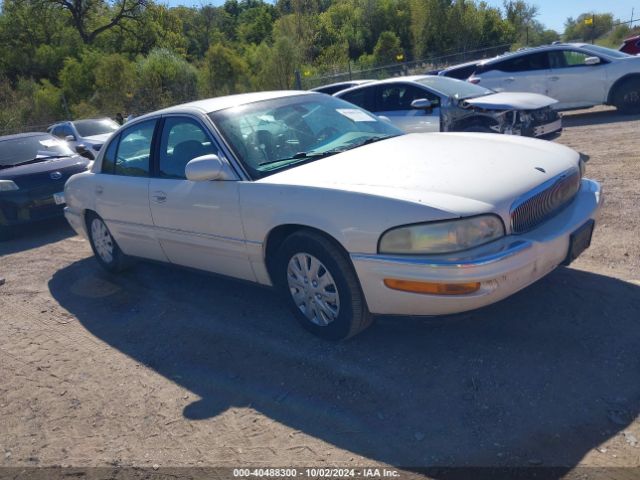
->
477, 43, 593, 65
310, 80, 374, 91
335, 75, 449, 97
441, 60, 480, 71
0, 132, 51, 142
151, 91, 315, 117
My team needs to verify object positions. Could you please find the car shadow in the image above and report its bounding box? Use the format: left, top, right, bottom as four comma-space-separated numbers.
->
0, 217, 76, 256
48, 258, 640, 469
561, 108, 640, 127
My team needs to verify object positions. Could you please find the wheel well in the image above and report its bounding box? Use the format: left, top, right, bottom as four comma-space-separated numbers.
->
607, 74, 640, 104
453, 114, 499, 130
264, 224, 350, 284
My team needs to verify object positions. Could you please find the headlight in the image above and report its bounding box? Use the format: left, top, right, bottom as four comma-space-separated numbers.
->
0, 180, 19, 191
379, 215, 505, 255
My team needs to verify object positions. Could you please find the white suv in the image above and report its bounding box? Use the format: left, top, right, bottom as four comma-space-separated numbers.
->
468, 43, 640, 114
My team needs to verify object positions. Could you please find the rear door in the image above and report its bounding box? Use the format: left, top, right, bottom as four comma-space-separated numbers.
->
94, 119, 166, 261
547, 49, 607, 109
474, 51, 551, 96
372, 83, 441, 133
148, 115, 254, 281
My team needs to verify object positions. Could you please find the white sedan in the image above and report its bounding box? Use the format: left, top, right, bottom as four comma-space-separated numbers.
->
63, 91, 602, 339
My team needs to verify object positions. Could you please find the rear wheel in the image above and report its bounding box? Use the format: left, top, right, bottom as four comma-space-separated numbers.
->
86, 212, 132, 273
275, 231, 373, 340
612, 78, 640, 114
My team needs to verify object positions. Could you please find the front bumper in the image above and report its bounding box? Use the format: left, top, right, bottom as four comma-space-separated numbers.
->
0, 188, 65, 227
533, 118, 562, 137
351, 179, 602, 316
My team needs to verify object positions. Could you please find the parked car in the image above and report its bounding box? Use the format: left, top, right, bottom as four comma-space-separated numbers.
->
335, 75, 562, 137
467, 43, 640, 113
620, 35, 640, 55
47, 118, 120, 160
63, 91, 601, 339
437, 60, 481, 80
311, 80, 374, 95
0, 132, 90, 239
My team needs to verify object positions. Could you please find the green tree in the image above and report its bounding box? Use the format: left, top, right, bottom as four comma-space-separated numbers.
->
199, 43, 249, 96
133, 48, 198, 112
373, 31, 402, 65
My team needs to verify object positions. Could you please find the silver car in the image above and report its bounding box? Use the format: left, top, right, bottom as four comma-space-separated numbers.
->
335, 75, 562, 138
48, 118, 120, 160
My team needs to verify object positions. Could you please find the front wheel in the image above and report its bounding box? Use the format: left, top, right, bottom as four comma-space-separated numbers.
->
275, 231, 373, 340
86, 212, 132, 273
613, 78, 640, 115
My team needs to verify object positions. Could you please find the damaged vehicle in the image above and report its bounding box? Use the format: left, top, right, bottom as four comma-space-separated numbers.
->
334, 75, 562, 138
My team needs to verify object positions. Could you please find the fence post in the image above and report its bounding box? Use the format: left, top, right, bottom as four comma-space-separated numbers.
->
348, 61, 352, 81
294, 70, 302, 90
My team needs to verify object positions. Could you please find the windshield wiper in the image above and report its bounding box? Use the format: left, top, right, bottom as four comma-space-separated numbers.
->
0, 154, 70, 170
259, 149, 342, 167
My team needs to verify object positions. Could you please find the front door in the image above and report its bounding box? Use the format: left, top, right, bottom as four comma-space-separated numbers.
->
148, 115, 255, 281
547, 49, 607, 109
94, 119, 166, 261
374, 84, 441, 133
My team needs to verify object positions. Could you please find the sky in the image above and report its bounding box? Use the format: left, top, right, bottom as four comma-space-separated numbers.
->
161, 0, 640, 34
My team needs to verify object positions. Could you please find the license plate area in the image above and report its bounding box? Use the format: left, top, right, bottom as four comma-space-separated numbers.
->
53, 192, 65, 205
562, 219, 595, 265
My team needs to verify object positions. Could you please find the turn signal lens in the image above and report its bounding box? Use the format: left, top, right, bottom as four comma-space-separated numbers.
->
384, 279, 480, 296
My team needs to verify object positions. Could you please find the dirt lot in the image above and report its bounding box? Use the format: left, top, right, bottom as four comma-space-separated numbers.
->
1, 106, 639, 477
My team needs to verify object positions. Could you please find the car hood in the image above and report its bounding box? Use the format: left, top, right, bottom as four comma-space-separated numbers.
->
462, 92, 558, 110
259, 133, 580, 216
82, 133, 113, 144
0, 156, 90, 188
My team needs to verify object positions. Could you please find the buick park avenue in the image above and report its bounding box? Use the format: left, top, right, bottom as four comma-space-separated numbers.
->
63, 91, 602, 339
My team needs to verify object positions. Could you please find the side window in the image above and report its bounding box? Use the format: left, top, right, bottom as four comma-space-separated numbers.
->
549, 50, 595, 68
51, 126, 64, 139
158, 117, 218, 179
113, 120, 156, 177
61, 125, 75, 138
101, 136, 119, 174
340, 88, 376, 111
378, 84, 436, 111
492, 52, 549, 72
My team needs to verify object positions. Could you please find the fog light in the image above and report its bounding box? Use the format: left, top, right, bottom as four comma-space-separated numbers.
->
383, 279, 480, 295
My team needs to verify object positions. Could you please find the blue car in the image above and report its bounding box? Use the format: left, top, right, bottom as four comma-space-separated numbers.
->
0, 132, 90, 240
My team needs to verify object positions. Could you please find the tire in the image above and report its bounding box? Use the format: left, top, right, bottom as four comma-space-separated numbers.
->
612, 78, 640, 115
462, 123, 495, 133
274, 231, 373, 340
85, 212, 132, 273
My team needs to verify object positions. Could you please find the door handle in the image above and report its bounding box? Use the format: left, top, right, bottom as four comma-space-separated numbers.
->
152, 191, 167, 203
550, 76, 560, 81
505, 77, 515, 82
95, 185, 103, 195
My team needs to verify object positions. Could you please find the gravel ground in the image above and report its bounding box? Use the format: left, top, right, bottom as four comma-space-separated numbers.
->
0, 106, 639, 478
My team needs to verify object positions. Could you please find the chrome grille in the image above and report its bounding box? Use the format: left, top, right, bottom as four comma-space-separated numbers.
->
510, 169, 581, 234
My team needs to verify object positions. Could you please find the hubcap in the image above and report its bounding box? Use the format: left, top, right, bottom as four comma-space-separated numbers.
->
287, 253, 340, 326
91, 218, 114, 264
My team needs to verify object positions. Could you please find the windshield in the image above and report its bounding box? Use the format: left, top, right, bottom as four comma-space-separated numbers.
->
581, 44, 631, 59
209, 94, 402, 178
74, 118, 119, 138
415, 76, 493, 99
0, 134, 75, 168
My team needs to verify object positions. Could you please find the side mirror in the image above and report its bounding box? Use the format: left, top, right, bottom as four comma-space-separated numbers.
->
411, 98, 438, 111
65, 135, 76, 142
185, 154, 227, 181
584, 56, 601, 66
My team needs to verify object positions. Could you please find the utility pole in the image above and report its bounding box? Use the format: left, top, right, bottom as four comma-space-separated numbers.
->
591, 14, 595, 44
